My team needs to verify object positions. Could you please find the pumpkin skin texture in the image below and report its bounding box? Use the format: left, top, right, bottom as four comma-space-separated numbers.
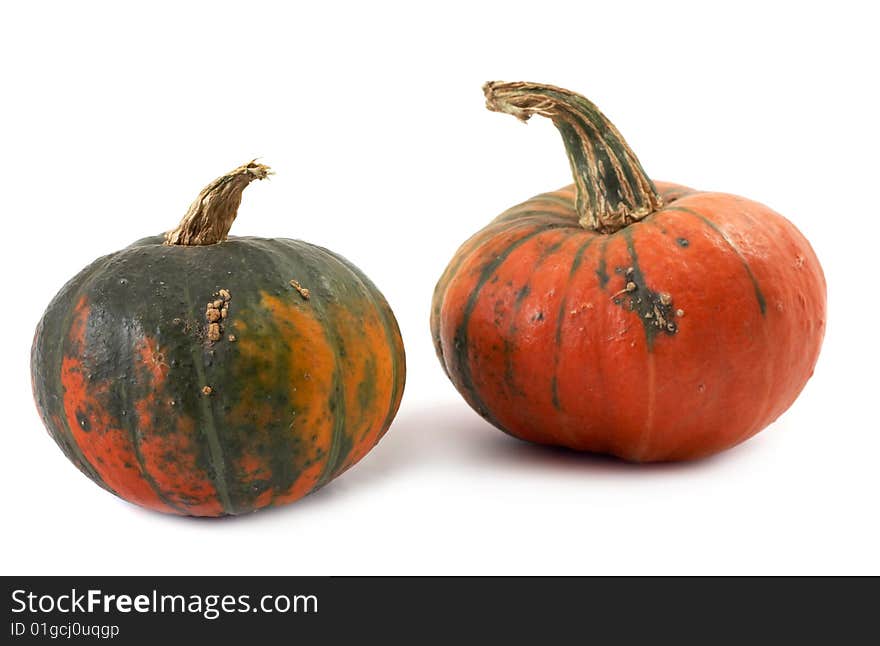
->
431, 84, 825, 462
32, 163, 405, 516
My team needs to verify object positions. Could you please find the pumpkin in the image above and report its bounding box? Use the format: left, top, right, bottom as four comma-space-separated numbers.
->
31, 161, 405, 515
431, 82, 825, 462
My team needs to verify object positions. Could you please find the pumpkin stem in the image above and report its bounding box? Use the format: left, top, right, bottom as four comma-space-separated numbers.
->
483, 81, 663, 233
164, 160, 272, 246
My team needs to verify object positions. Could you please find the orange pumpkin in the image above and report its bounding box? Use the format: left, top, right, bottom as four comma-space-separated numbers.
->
431, 82, 826, 461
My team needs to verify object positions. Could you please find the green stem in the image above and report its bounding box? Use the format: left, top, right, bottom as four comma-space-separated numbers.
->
483, 81, 662, 233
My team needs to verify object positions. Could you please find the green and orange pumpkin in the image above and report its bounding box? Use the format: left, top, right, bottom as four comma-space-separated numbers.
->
431, 82, 825, 461
32, 161, 405, 516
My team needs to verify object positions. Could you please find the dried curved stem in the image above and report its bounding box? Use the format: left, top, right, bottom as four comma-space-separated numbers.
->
165, 160, 271, 246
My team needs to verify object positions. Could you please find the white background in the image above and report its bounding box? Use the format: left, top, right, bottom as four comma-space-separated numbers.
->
2, 1, 877, 575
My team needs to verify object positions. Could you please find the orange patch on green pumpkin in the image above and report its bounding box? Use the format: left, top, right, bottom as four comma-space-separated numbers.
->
61, 298, 178, 514
132, 335, 223, 516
